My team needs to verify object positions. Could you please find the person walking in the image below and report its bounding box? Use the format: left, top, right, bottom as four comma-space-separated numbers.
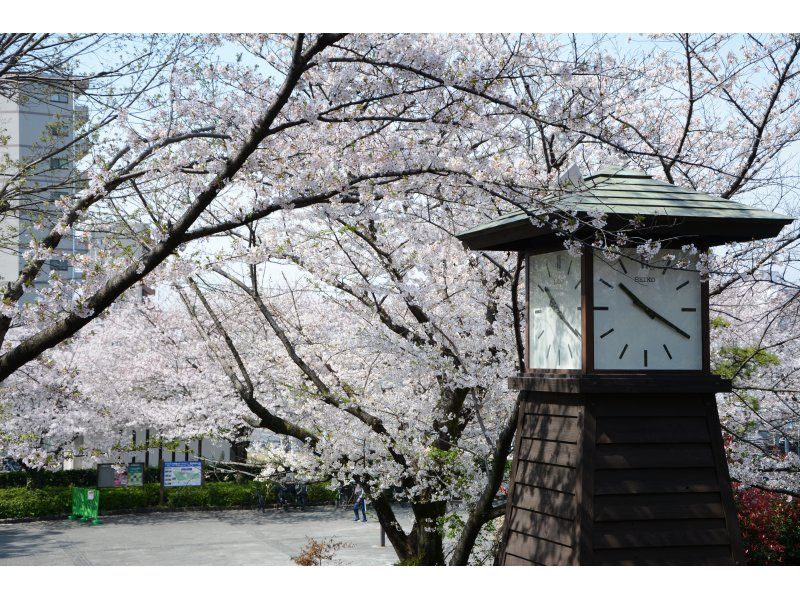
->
352, 483, 367, 522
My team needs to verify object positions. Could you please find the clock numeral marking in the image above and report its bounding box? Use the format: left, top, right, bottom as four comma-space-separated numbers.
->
546, 344, 551, 359
643, 349, 648, 367
576, 306, 582, 311
567, 260, 572, 276
618, 344, 628, 359
681, 307, 696, 312
537, 284, 545, 293
567, 345, 573, 358
573, 280, 581, 289
600, 328, 615, 339
557, 349, 561, 365
534, 309, 542, 314
676, 281, 690, 290
619, 259, 627, 274
599, 278, 613, 288
594, 306, 608, 311
663, 344, 673, 360
546, 264, 552, 278
536, 330, 544, 339
556, 255, 562, 270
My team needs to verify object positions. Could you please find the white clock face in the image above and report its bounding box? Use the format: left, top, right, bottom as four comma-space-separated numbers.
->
593, 249, 702, 371
528, 250, 582, 370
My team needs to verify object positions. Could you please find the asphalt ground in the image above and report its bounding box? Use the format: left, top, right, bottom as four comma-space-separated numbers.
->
0, 505, 414, 565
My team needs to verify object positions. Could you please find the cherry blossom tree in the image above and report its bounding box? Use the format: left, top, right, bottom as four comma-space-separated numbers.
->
2, 33, 800, 565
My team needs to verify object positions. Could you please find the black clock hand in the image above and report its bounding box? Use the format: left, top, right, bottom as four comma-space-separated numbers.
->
617, 282, 691, 339
543, 286, 581, 339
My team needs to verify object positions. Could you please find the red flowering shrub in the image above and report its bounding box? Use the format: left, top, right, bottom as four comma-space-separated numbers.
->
735, 484, 800, 565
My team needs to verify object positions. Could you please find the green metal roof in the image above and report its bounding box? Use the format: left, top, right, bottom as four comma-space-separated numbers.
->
457, 165, 794, 251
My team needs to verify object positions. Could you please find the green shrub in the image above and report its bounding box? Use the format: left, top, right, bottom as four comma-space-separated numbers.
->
0, 486, 71, 519
0, 467, 165, 488
307, 483, 337, 503
0, 479, 336, 519
100, 484, 161, 511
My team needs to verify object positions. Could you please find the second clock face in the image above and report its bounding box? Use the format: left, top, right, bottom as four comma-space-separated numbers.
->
593, 250, 702, 371
528, 250, 582, 370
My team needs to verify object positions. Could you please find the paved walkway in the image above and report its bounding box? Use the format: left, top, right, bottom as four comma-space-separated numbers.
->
0, 506, 413, 565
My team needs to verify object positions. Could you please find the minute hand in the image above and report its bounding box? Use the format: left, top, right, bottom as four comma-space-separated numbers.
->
617, 282, 691, 340
543, 286, 581, 339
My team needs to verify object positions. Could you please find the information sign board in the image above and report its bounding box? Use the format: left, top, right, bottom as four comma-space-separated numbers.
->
127, 463, 144, 487
97, 463, 127, 488
162, 461, 203, 487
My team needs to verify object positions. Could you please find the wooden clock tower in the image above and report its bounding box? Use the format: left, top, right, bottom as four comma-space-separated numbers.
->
457, 165, 794, 566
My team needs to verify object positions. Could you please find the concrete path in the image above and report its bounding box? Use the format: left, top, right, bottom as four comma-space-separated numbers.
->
0, 506, 414, 565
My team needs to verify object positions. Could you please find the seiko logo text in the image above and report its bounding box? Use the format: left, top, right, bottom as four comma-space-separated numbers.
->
634, 276, 656, 283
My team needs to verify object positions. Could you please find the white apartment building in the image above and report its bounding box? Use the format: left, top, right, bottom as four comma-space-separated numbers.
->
0, 80, 89, 303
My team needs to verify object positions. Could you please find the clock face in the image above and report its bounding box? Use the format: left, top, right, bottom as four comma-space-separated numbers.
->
528, 250, 582, 370
593, 249, 702, 370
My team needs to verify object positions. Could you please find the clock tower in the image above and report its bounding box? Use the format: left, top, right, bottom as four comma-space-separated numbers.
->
457, 165, 794, 565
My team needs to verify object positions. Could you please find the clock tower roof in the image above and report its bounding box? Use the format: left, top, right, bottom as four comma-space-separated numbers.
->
457, 165, 794, 251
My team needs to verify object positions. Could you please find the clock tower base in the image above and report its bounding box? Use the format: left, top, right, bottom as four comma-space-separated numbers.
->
499, 375, 745, 565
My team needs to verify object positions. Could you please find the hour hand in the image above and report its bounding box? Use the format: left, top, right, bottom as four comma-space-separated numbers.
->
617, 282, 691, 339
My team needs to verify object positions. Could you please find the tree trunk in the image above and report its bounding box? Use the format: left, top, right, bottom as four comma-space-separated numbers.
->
229, 439, 249, 463
409, 500, 447, 565
449, 392, 522, 566
371, 493, 416, 562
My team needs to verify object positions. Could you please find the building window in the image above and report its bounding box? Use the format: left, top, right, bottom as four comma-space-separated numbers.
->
50, 259, 69, 271
49, 157, 70, 170
50, 92, 69, 104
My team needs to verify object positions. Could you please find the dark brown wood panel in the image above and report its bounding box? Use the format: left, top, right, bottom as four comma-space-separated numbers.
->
593, 545, 735, 565
594, 467, 720, 494
594, 396, 707, 417
515, 461, 576, 492
508, 508, 575, 546
524, 402, 582, 417
518, 438, 576, 467
522, 414, 580, 443
505, 530, 573, 566
499, 387, 744, 566
594, 492, 725, 521
504, 553, 537, 566
594, 443, 714, 469
595, 416, 710, 444
511, 482, 577, 519
593, 518, 730, 549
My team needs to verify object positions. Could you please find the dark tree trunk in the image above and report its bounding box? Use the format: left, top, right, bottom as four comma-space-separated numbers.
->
449, 392, 521, 565
371, 493, 416, 562
409, 500, 448, 565
230, 439, 249, 463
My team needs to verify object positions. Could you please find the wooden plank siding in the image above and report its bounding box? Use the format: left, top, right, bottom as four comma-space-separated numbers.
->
500, 392, 743, 565
500, 395, 582, 565
589, 395, 738, 565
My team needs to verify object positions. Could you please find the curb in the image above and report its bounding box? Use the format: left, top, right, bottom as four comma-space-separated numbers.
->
0, 502, 337, 525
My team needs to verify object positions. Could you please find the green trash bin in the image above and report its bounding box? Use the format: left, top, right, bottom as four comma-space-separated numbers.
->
68, 487, 101, 525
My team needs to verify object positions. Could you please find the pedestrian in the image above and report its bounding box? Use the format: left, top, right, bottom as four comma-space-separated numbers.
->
297, 481, 308, 511
256, 487, 266, 513
353, 483, 367, 522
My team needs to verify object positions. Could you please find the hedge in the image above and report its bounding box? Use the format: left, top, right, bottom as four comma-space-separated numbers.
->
736, 485, 800, 565
0, 463, 288, 489
0, 480, 336, 520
